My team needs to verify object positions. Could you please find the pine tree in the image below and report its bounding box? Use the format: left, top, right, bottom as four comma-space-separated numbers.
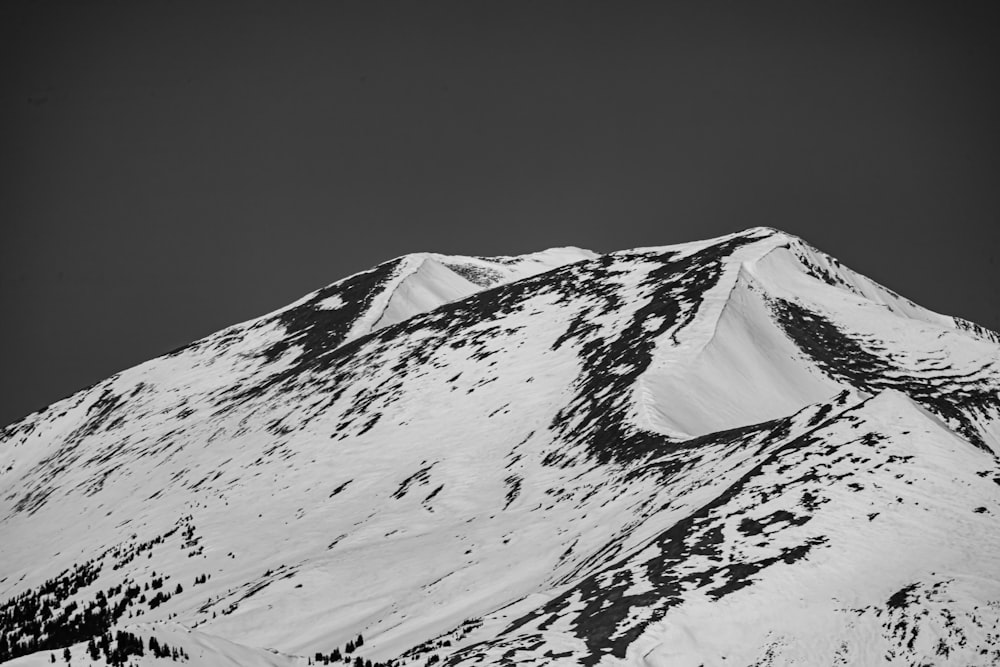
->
63, 646, 71, 662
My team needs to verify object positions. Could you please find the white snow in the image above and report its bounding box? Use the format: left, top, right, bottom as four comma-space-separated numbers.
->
1, 228, 997, 666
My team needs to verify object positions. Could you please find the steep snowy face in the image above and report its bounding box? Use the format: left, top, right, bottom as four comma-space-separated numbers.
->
369, 246, 597, 332
1, 227, 999, 667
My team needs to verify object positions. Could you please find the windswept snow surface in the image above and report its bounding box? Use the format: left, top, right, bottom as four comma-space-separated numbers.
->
2, 228, 999, 666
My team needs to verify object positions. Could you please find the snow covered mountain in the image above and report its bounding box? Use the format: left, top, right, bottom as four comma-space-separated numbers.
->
2, 227, 999, 666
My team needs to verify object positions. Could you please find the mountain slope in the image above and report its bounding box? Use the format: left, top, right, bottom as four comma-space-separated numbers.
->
1, 227, 998, 666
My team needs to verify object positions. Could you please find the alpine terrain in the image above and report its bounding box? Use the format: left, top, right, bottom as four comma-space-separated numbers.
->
2, 227, 999, 667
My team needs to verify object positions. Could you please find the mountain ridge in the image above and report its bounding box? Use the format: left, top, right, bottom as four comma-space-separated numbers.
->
2, 227, 998, 666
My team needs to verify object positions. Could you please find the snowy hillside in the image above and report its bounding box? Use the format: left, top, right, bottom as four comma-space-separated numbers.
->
2, 227, 999, 666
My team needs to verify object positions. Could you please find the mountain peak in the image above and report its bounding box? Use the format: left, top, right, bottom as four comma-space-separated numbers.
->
1, 230, 998, 666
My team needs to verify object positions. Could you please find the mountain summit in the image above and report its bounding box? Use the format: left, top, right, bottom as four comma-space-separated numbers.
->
2, 227, 999, 666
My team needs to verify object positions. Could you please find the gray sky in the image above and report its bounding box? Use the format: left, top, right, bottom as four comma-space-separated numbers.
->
2, 1, 998, 427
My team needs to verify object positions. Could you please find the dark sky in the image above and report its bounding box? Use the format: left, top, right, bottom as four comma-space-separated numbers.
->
2, 1, 998, 428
